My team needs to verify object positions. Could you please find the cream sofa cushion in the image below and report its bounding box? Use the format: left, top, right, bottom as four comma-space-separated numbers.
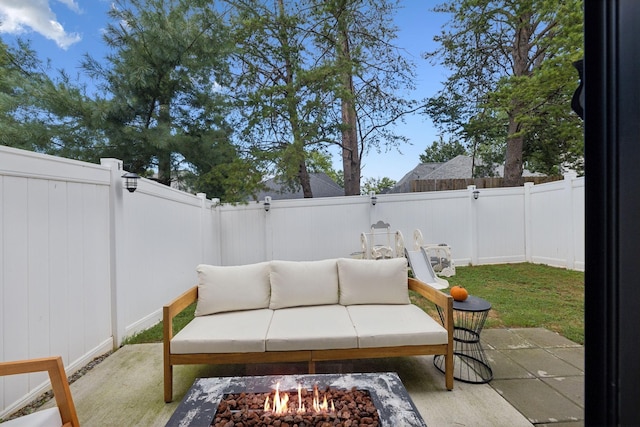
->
2, 407, 62, 427
269, 259, 339, 309
337, 257, 410, 305
171, 309, 273, 353
195, 262, 271, 316
266, 305, 357, 351
347, 304, 448, 348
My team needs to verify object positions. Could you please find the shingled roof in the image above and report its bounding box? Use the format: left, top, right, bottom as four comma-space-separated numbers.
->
388, 155, 544, 194
389, 155, 475, 193
254, 172, 344, 200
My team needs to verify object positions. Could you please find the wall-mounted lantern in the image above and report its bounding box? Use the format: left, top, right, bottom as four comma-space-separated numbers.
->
370, 191, 377, 206
264, 196, 272, 212
473, 189, 480, 200
121, 172, 140, 193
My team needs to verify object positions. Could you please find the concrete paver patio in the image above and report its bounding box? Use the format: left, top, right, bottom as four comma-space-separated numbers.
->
35, 328, 583, 426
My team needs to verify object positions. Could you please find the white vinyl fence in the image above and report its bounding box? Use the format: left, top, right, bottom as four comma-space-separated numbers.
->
0, 146, 584, 417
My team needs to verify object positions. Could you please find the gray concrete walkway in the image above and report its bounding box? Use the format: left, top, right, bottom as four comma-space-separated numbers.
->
36, 328, 582, 426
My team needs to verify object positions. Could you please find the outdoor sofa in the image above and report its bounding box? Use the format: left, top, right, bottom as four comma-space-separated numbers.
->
163, 257, 454, 403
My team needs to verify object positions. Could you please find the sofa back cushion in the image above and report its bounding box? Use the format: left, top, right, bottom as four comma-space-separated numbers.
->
269, 259, 339, 309
195, 262, 271, 316
337, 257, 410, 305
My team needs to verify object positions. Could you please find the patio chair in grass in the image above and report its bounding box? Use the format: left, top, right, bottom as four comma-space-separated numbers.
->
0, 356, 80, 427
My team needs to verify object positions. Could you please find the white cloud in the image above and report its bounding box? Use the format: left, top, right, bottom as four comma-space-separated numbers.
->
0, 0, 82, 49
56, 0, 81, 14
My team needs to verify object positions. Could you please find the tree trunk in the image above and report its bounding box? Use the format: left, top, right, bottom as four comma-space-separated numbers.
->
341, 98, 359, 195
504, 116, 524, 187
157, 97, 172, 186
337, 15, 360, 196
298, 159, 312, 198
278, 0, 312, 198
503, 9, 534, 187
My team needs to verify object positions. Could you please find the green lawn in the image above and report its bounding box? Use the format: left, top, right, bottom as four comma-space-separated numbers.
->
125, 262, 585, 346
412, 263, 584, 344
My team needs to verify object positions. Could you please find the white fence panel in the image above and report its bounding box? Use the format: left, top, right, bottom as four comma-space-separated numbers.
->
1, 147, 112, 416
373, 191, 472, 263
529, 181, 569, 267
117, 177, 215, 340
268, 196, 371, 261
571, 178, 585, 270
474, 187, 527, 265
217, 203, 268, 265
527, 175, 584, 270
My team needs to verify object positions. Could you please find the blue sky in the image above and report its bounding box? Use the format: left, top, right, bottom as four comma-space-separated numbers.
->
0, 0, 450, 182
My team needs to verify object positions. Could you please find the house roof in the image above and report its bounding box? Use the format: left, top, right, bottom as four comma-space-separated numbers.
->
254, 172, 344, 200
389, 156, 472, 193
388, 155, 544, 194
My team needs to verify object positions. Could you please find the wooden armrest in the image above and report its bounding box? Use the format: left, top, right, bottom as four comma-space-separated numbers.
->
163, 286, 197, 342
408, 277, 449, 307
0, 356, 80, 427
408, 277, 454, 335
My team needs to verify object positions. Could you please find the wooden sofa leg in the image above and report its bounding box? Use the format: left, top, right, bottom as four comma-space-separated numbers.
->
308, 361, 316, 374
164, 363, 173, 403
445, 351, 454, 390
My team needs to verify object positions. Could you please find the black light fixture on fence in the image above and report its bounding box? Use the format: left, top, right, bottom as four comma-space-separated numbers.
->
473, 189, 480, 200
122, 172, 140, 193
370, 191, 377, 206
264, 196, 272, 212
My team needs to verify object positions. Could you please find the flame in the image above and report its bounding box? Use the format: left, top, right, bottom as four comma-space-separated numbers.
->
264, 382, 335, 415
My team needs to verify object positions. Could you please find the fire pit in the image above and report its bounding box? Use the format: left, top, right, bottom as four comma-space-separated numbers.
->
165, 372, 426, 427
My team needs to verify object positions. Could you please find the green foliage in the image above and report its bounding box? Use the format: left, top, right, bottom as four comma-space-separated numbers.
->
419, 135, 467, 163
79, 0, 262, 201
0, 39, 101, 158
179, 131, 265, 203
426, 0, 584, 181
310, 0, 418, 195
228, 0, 417, 197
227, 0, 334, 197
121, 303, 196, 345
361, 176, 396, 195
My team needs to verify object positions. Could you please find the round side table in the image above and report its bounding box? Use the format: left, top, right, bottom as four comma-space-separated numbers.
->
433, 294, 493, 384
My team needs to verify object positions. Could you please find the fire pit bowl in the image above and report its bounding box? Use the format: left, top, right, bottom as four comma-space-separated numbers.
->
165, 372, 426, 427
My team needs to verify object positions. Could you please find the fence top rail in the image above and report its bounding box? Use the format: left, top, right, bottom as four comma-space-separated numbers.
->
1, 145, 111, 185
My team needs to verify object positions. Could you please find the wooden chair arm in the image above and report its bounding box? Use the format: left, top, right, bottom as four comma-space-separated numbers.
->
0, 356, 80, 427
408, 277, 450, 307
163, 286, 198, 342
408, 277, 454, 340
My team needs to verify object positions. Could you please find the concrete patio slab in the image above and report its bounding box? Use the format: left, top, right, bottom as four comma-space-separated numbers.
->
490, 378, 583, 424
485, 349, 535, 379
546, 347, 584, 371
482, 328, 536, 350
27, 328, 583, 426
541, 376, 585, 408
500, 348, 583, 378
510, 328, 581, 349
43, 343, 533, 427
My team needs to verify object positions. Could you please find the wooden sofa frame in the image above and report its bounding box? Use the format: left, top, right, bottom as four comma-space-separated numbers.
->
163, 277, 454, 403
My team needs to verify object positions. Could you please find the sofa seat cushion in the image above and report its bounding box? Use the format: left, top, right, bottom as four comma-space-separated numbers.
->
171, 309, 273, 354
270, 259, 339, 309
266, 305, 358, 351
2, 407, 62, 427
195, 262, 271, 316
337, 257, 410, 305
347, 304, 448, 348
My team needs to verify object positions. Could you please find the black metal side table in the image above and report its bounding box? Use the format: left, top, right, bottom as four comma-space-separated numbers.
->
433, 295, 493, 384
